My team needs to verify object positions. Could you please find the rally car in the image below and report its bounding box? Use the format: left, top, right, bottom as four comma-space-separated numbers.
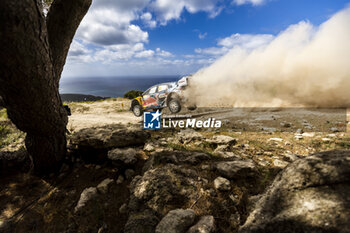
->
130, 76, 195, 116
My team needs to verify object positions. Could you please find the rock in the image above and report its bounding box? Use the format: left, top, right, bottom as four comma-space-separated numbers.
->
184, 152, 212, 165
296, 128, 304, 134
116, 175, 124, 184
331, 127, 340, 133
124, 210, 159, 233
206, 135, 237, 146
294, 135, 303, 140
97, 178, 114, 194
284, 141, 291, 146
257, 160, 269, 167
261, 127, 276, 133
283, 152, 299, 162
214, 177, 231, 191
239, 150, 350, 233
302, 132, 315, 137
230, 212, 241, 229
229, 194, 240, 205
302, 122, 313, 128
213, 145, 241, 159
268, 138, 283, 142
177, 129, 203, 143
70, 124, 150, 150
74, 187, 98, 212
155, 148, 167, 153
246, 195, 262, 214
144, 143, 155, 152
144, 151, 212, 171
305, 125, 314, 130
280, 122, 292, 128
213, 144, 230, 153
187, 215, 215, 233
216, 151, 241, 159
119, 203, 128, 214
125, 169, 135, 180
108, 148, 138, 165
272, 159, 289, 169
322, 138, 332, 142
0, 149, 31, 175
215, 160, 257, 179
155, 209, 196, 233
129, 164, 200, 215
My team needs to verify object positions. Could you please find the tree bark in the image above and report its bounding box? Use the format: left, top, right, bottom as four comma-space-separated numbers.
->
0, 0, 91, 175
47, 0, 92, 83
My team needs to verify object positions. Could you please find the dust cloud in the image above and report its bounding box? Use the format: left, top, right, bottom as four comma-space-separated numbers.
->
187, 7, 350, 107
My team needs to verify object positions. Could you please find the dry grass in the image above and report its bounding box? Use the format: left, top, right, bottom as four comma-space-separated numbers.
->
0, 110, 25, 151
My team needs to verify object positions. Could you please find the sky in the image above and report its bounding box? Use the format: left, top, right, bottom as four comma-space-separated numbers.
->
62, 0, 349, 78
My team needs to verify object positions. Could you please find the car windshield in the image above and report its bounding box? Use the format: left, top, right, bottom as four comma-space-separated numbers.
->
158, 84, 168, 92
149, 86, 157, 94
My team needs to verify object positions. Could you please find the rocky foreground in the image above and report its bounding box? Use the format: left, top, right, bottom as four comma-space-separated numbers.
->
1, 123, 349, 233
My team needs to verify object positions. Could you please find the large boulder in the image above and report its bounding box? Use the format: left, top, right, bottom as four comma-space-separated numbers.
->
206, 135, 237, 146
129, 164, 200, 215
143, 150, 212, 172
74, 187, 98, 213
125, 164, 204, 233
215, 160, 257, 179
239, 150, 350, 233
187, 215, 215, 233
70, 124, 150, 150
107, 148, 138, 165
124, 210, 159, 233
176, 129, 203, 144
155, 209, 196, 233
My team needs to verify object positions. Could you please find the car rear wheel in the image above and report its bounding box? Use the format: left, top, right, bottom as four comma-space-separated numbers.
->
168, 99, 181, 113
132, 104, 143, 117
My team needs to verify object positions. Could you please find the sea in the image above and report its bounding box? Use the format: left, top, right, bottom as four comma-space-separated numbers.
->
59, 76, 182, 98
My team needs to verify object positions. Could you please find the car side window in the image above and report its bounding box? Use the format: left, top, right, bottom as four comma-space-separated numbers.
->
149, 86, 157, 94
143, 89, 150, 95
158, 85, 168, 92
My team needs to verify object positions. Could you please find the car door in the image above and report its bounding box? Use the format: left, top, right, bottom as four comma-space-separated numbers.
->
157, 84, 169, 106
142, 85, 158, 108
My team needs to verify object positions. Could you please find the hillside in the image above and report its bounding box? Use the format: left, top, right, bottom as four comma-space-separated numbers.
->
60, 93, 109, 102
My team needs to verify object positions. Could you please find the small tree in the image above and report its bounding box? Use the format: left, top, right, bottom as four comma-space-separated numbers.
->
124, 90, 144, 99
0, 0, 92, 175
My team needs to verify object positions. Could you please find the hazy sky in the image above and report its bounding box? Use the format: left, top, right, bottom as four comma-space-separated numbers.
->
62, 0, 349, 78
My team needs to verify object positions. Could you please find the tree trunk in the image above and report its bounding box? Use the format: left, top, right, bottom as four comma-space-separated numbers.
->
0, 0, 91, 175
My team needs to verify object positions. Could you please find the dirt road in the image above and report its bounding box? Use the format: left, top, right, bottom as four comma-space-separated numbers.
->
67, 99, 349, 132
67, 99, 140, 132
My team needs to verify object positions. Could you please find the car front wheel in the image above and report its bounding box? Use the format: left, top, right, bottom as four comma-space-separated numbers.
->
132, 104, 143, 117
168, 99, 181, 113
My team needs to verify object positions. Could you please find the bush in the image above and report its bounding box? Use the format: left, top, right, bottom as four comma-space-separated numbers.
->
124, 90, 143, 99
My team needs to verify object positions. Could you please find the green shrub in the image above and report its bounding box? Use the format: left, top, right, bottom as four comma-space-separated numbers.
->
0, 109, 7, 120
124, 90, 143, 99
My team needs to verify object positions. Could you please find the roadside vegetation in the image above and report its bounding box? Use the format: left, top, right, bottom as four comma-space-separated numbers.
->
123, 90, 143, 99
0, 108, 25, 150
